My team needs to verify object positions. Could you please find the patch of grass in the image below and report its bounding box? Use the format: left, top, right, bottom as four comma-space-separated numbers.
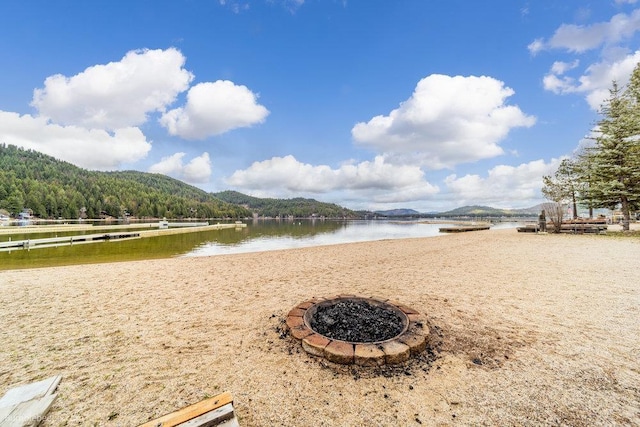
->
601, 230, 640, 239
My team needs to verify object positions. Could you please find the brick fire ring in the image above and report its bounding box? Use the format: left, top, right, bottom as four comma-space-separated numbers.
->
285, 295, 428, 366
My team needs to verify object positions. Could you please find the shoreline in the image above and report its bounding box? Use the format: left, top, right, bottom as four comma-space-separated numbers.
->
1, 228, 638, 425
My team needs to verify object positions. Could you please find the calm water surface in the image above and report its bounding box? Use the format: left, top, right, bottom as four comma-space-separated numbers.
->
186, 220, 448, 256
0, 220, 521, 270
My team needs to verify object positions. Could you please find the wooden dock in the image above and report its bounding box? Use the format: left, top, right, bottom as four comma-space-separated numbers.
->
0, 221, 215, 235
0, 222, 246, 252
439, 225, 491, 233
0, 232, 141, 251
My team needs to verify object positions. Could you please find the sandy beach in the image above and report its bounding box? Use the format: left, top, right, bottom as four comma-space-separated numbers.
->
1, 227, 639, 426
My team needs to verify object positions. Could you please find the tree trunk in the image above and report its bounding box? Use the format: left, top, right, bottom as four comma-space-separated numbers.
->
621, 197, 631, 231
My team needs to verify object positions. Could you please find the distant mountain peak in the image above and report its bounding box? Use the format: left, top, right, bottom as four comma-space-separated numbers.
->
373, 209, 420, 216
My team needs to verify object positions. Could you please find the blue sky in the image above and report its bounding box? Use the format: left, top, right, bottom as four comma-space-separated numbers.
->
1, 1, 639, 212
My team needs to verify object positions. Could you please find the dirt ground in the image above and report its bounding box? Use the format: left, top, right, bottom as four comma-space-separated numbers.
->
1, 226, 639, 426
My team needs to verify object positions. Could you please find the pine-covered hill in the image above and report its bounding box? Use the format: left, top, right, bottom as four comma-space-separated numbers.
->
0, 144, 250, 219
213, 190, 359, 218
437, 204, 542, 217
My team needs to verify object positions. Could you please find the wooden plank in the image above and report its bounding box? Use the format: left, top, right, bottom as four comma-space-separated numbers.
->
0, 394, 57, 427
214, 418, 241, 427
179, 402, 238, 427
138, 392, 234, 427
0, 407, 14, 424
0, 375, 61, 427
0, 375, 61, 408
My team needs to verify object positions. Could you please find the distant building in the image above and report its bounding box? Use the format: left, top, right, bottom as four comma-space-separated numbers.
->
18, 209, 32, 220
17, 208, 33, 226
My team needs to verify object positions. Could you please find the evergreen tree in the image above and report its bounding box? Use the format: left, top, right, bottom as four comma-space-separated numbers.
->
542, 158, 580, 220
573, 147, 598, 218
586, 76, 640, 231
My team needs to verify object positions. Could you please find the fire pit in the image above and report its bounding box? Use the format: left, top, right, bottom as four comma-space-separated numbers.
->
286, 295, 428, 366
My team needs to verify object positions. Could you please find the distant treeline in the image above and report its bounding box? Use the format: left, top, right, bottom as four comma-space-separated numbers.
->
0, 144, 360, 220
213, 190, 358, 218
0, 144, 250, 219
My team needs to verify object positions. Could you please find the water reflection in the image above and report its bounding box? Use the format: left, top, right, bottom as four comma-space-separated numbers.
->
0, 220, 522, 270
184, 220, 450, 256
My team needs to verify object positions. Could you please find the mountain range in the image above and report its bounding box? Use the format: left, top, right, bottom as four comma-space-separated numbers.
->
374, 205, 543, 217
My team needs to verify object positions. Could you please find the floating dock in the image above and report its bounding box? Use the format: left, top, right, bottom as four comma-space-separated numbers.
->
439, 225, 491, 233
0, 232, 141, 251
0, 222, 246, 252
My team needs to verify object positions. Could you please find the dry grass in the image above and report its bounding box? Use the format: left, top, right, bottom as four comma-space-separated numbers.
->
1, 227, 639, 426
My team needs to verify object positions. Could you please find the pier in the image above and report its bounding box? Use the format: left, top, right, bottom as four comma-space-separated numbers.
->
439, 225, 491, 233
0, 222, 246, 252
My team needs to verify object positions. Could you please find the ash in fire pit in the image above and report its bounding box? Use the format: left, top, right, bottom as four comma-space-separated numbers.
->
309, 299, 406, 343
286, 295, 428, 366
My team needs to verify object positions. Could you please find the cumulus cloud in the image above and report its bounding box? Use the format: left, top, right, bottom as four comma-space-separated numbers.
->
543, 73, 576, 94
148, 152, 186, 175
543, 60, 581, 94
542, 50, 640, 109
149, 152, 212, 183
226, 155, 438, 201
160, 81, 269, 139
351, 74, 535, 169
528, 9, 640, 54
31, 48, 193, 130
183, 152, 212, 183
550, 59, 580, 75
1, 46, 267, 174
444, 158, 562, 208
0, 111, 151, 170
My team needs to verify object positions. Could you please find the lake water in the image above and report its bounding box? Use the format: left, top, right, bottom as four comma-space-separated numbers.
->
185, 220, 500, 256
186, 220, 447, 256
0, 220, 522, 270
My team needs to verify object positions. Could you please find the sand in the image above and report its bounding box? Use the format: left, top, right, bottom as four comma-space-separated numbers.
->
0, 227, 639, 426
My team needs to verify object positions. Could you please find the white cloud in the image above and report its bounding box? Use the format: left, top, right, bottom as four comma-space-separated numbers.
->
351, 74, 535, 169
528, 38, 545, 56
183, 152, 212, 183
31, 48, 194, 130
149, 152, 186, 175
444, 158, 562, 208
550, 60, 580, 75
9, 47, 265, 173
160, 81, 269, 139
543, 73, 576, 94
0, 111, 151, 170
542, 50, 640, 109
529, 9, 640, 54
149, 151, 212, 183
581, 51, 640, 109
226, 155, 438, 201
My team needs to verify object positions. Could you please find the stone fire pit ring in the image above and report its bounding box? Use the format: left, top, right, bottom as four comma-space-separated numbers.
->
285, 295, 428, 366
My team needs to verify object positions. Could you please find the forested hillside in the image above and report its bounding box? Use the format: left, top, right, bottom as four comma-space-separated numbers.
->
437, 205, 542, 217
213, 190, 358, 218
0, 144, 250, 219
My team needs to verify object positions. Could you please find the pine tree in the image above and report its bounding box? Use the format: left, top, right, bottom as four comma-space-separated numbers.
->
542, 158, 580, 220
585, 73, 640, 231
